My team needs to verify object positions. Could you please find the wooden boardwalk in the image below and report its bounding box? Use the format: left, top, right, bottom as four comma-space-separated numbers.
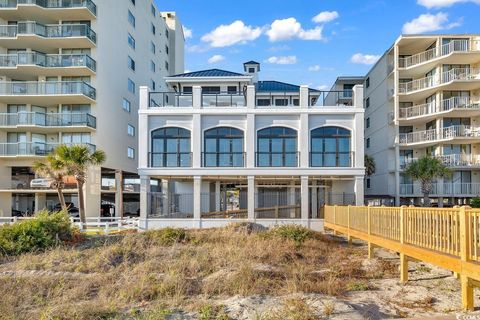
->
324, 205, 480, 311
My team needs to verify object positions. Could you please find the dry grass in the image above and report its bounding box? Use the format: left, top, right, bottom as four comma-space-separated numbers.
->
0, 224, 374, 319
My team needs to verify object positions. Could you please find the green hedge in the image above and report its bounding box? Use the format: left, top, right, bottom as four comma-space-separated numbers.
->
0, 211, 74, 256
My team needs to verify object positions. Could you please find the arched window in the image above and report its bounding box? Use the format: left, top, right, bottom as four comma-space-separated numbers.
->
151, 127, 191, 167
257, 127, 298, 167
204, 127, 244, 167
311, 127, 351, 167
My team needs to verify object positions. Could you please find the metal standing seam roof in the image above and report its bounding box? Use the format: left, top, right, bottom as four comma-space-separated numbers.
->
256, 81, 320, 92
169, 69, 246, 78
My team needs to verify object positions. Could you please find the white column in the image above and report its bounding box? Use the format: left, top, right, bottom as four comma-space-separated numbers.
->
215, 181, 221, 211
193, 176, 202, 221
192, 114, 201, 168
247, 176, 255, 220
246, 85, 255, 108
246, 113, 255, 167
301, 176, 309, 220
34, 193, 46, 212
311, 180, 318, 219
354, 89, 365, 170
193, 86, 202, 109
84, 165, 101, 217
139, 86, 150, 168
139, 176, 150, 219
300, 85, 309, 108
289, 180, 296, 218
352, 84, 364, 109
300, 113, 309, 167
355, 176, 364, 206
162, 180, 169, 216
115, 170, 123, 218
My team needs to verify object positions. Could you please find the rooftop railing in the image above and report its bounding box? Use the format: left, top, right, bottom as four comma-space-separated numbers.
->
398, 96, 480, 119
0, 112, 96, 128
255, 92, 299, 107
202, 92, 246, 107
0, 141, 95, 156
0, 80, 96, 99
0, 22, 96, 43
313, 90, 353, 107
0, 0, 97, 15
149, 92, 192, 107
0, 52, 96, 71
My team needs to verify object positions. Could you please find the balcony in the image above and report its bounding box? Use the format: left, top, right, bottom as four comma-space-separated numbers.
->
0, 141, 95, 157
0, 0, 96, 20
398, 96, 480, 122
0, 112, 96, 130
0, 53, 95, 78
398, 40, 480, 71
398, 125, 480, 147
149, 152, 192, 168
149, 92, 193, 107
256, 152, 300, 167
400, 183, 480, 196
400, 154, 480, 170
310, 151, 355, 167
0, 22, 96, 50
202, 152, 245, 167
202, 92, 246, 107
0, 80, 96, 104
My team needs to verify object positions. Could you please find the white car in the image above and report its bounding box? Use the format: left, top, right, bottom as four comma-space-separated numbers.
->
30, 178, 57, 189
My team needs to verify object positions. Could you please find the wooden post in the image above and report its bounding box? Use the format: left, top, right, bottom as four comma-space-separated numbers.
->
347, 205, 352, 244
333, 205, 339, 236
367, 206, 374, 258
400, 205, 408, 282
459, 205, 474, 311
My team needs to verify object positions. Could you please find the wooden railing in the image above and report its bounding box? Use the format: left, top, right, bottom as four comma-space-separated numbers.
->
324, 205, 480, 311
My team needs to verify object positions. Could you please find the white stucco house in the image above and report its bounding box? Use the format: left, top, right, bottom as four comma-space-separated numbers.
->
137, 61, 365, 230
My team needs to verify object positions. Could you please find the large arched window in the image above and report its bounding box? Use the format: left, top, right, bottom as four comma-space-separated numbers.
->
311, 126, 351, 167
257, 127, 298, 167
204, 127, 244, 167
151, 127, 191, 167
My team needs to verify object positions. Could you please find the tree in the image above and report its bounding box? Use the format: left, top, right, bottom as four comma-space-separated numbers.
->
364, 155, 376, 177
404, 155, 451, 207
33, 155, 68, 211
55, 145, 106, 228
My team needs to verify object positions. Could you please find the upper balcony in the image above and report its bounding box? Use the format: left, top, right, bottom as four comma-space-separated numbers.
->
0, 0, 96, 21
398, 40, 480, 76
0, 80, 96, 104
398, 125, 480, 147
398, 68, 480, 100
0, 53, 96, 79
0, 22, 96, 51
0, 141, 95, 158
0, 112, 96, 131
400, 154, 480, 170
398, 96, 480, 123
400, 182, 480, 197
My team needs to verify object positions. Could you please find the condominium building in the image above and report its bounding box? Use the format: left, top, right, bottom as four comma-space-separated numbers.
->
137, 61, 365, 230
364, 34, 480, 206
0, 0, 184, 217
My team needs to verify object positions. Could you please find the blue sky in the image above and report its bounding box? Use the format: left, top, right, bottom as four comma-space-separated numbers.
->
155, 0, 480, 89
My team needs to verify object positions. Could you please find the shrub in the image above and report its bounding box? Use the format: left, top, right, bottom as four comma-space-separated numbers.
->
144, 228, 187, 245
470, 197, 480, 208
270, 225, 313, 247
0, 210, 73, 256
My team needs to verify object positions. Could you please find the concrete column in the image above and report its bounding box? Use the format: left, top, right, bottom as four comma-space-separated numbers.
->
193, 176, 201, 220
139, 86, 150, 168
162, 180, 169, 216
247, 176, 255, 220
0, 193, 11, 217
139, 176, 150, 219
300, 113, 309, 167
193, 86, 202, 108
84, 165, 101, 217
115, 170, 123, 218
311, 180, 318, 219
246, 85, 255, 108
352, 84, 364, 109
34, 193, 46, 212
192, 114, 201, 168
301, 176, 309, 220
299, 85, 309, 108
355, 176, 364, 206
289, 180, 296, 218
246, 114, 255, 167
215, 181, 221, 211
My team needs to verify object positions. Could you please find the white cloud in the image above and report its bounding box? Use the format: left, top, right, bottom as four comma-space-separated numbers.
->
308, 65, 321, 71
186, 44, 209, 53
207, 55, 225, 64
265, 56, 297, 64
266, 17, 323, 41
350, 53, 381, 65
183, 26, 192, 39
312, 11, 339, 23
316, 85, 330, 90
417, 0, 480, 8
201, 20, 262, 47
402, 12, 461, 34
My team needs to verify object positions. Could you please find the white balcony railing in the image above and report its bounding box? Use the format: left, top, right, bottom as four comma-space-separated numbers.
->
398, 96, 480, 119
0, 142, 95, 156
399, 68, 480, 94
0, 112, 96, 128
400, 154, 480, 169
398, 125, 480, 145
0, 80, 96, 99
398, 40, 480, 69
400, 182, 480, 196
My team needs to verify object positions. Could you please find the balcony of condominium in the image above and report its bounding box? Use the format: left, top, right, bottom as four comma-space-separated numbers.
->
400, 154, 480, 170
0, 0, 96, 21
398, 95, 480, 123
0, 80, 96, 104
0, 21, 96, 51
398, 67, 480, 100
398, 38, 480, 77
0, 111, 96, 132
397, 125, 480, 147
0, 52, 96, 78
0, 141, 95, 157
400, 182, 480, 197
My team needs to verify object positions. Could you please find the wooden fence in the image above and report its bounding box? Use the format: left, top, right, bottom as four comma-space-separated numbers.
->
324, 205, 480, 311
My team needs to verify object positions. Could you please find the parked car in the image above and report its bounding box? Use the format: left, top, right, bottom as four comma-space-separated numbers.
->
30, 176, 76, 189
54, 202, 79, 217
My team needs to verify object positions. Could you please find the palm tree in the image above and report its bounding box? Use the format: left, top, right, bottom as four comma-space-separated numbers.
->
33, 155, 68, 211
55, 145, 106, 227
405, 155, 451, 207
364, 155, 376, 177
